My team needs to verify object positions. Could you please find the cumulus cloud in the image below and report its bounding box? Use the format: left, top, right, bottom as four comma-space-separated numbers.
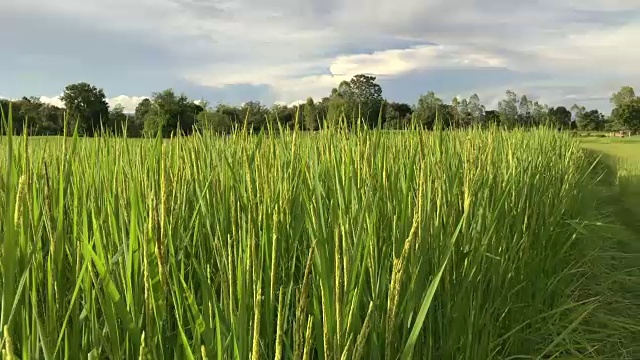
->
1, 0, 639, 111
39, 95, 65, 108
36, 94, 147, 113
108, 95, 148, 113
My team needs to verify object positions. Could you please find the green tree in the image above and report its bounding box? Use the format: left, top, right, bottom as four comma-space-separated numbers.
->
303, 98, 318, 130
548, 106, 572, 129
531, 101, 548, 126
610, 86, 636, 107
143, 89, 203, 137
240, 101, 269, 132
458, 98, 472, 126
467, 94, 485, 124
611, 98, 640, 131
60, 82, 110, 136
498, 90, 518, 128
134, 98, 152, 123
517, 95, 533, 126
215, 104, 242, 124
576, 109, 606, 131
142, 103, 170, 137
414, 91, 442, 128
390, 102, 412, 120
384, 101, 413, 129
268, 103, 299, 130
327, 74, 384, 128
128, 98, 151, 137
451, 97, 471, 128
109, 104, 128, 135
196, 101, 234, 134
485, 110, 500, 127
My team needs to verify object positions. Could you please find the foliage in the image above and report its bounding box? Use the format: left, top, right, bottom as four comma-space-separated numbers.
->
608, 86, 640, 131
611, 98, 640, 131
143, 89, 204, 137
108, 104, 129, 136
60, 82, 110, 136
1, 80, 636, 136
303, 97, 318, 131
414, 91, 444, 129
327, 74, 384, 128
197, 109, 234, 134
576, 109, 606, 131
610, 86, 636, 107
548, 106, 572, 129
383, 101, 413, 129
498, 90, 519, 128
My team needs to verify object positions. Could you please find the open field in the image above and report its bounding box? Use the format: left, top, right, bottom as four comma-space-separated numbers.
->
579, 137, 640, 358
0, 127, 638, 359
582, 136, 640, 219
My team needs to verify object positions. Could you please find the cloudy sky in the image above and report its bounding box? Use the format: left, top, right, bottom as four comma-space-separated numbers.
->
0, 0, 638, 113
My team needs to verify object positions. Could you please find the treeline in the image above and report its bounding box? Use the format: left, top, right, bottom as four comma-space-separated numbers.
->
1, 75, 638, 137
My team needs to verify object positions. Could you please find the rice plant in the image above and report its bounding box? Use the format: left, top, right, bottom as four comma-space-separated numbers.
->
0, 112, 623, 359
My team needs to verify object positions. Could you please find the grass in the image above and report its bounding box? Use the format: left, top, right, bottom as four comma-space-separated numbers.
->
0, 115, 636, 359
579, 136, 640, 358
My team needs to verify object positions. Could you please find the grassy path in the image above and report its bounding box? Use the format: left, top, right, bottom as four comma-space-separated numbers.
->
581, 139, 640, 358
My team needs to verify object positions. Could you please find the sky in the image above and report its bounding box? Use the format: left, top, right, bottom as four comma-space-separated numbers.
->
0, 0, 638, 113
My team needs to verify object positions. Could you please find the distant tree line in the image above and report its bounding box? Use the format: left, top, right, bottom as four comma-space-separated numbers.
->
1, 76, 638, 137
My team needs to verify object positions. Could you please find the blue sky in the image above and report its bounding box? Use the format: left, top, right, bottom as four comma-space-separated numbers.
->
0, 0, 638, 113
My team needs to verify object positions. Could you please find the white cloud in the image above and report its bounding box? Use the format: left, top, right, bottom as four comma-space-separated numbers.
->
39, 95, 65, 108
1, 0, 639, 111
108, 95, 148, 113
329, 45, 507, 77
537, 23, 640, 75
188, 44, 508, 103
36, 94, 147, 113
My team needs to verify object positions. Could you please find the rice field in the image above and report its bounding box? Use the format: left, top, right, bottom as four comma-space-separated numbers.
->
0, 122, 635, 359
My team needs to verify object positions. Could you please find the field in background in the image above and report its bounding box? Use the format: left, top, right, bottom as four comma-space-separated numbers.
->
582, 136, 640, 219
580, 137, 640, 358
0, 127, 637, 359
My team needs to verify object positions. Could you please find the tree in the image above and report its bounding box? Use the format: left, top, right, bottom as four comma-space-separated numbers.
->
327, 74, 384, 128
413, 92, 456, 129
610, 86, 636, 107
135, 98, 152, 123
467, 94, 485, 124
303, 98, 318, 130
240, 101, 269, 132
196, 102, 234, 134
498, 90, 518, 128
36, 103, 65, 135
517, 95, 533, 126
384, 102, 413, 129
268, 104, 299, 130
216, 104, 242, 124
128, 98, 152, 137
531, 101, 548, 126
611, 98, 640, 131
485, 110, 500, 126
548, 106, 572, 129
576, 109, 606, 131
143, 89, 203, 137
414, 91, 444, 129
571, 104, 585, 118
60, 82, 110, 136
109, 104, 128, 135
451, 97, 472, 128
518, 95, 531, 116
386, 102, 412, 121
